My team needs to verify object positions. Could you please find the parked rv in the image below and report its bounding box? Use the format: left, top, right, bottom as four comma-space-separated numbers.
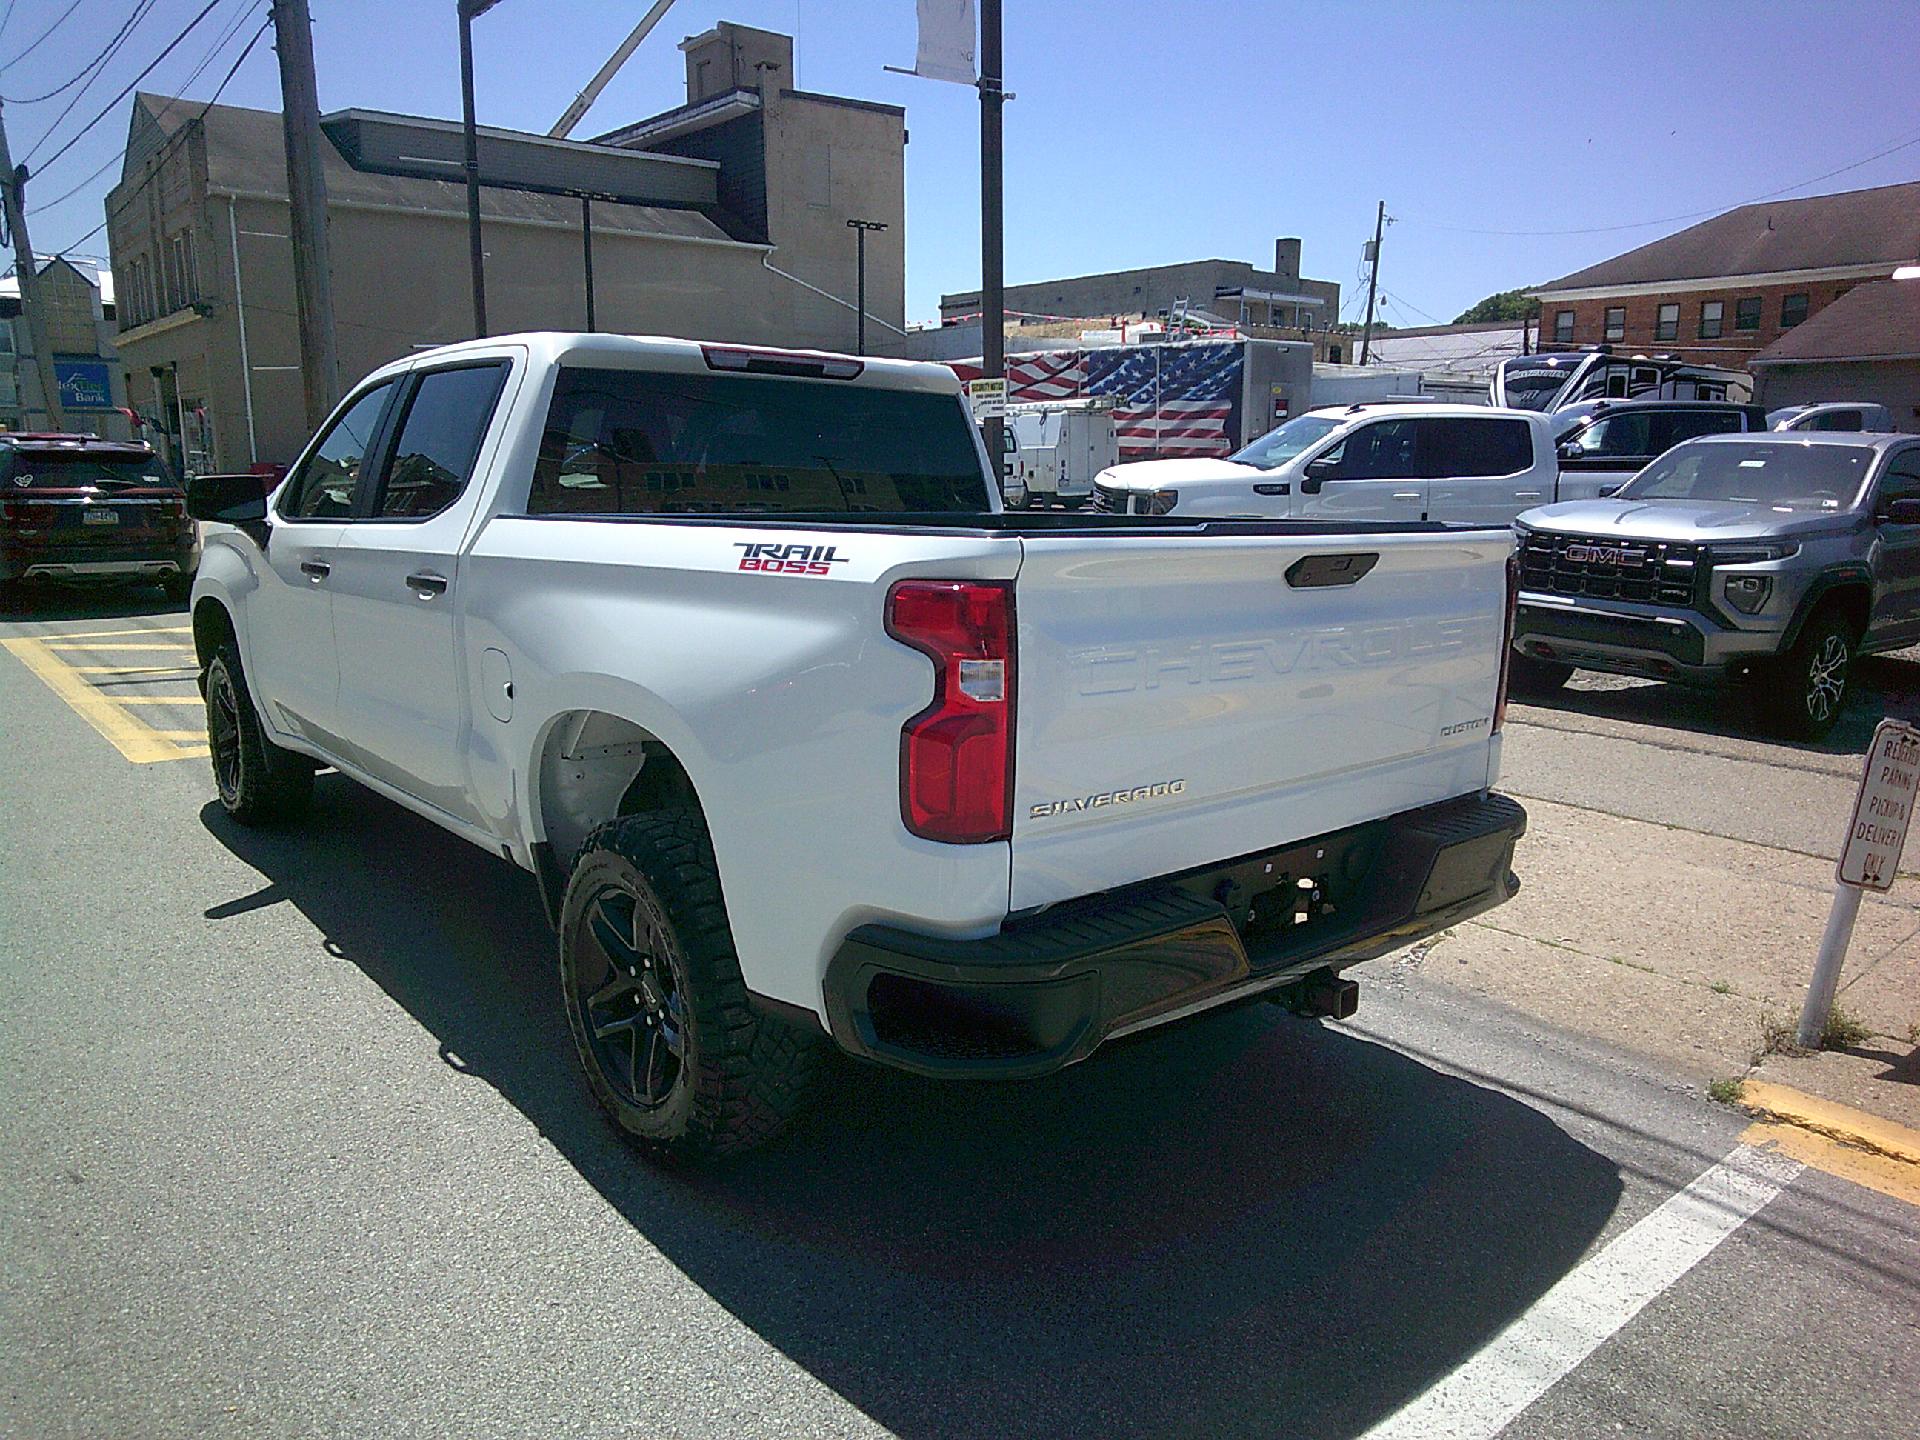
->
1492, 349, 1751, 414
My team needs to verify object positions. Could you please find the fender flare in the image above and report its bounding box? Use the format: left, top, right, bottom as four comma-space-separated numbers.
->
1780, 567, 1873, 651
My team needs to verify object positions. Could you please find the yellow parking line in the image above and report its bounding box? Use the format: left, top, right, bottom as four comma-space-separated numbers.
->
61, 672, 196, 683
42, 641, 195, 652
1, 636, 208, 764
37, 625, 193, 642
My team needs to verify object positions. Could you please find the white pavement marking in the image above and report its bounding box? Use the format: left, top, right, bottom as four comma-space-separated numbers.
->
1359, 1143, 1804, 1440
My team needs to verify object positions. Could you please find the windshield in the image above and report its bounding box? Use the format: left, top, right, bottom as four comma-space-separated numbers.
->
1230, 414, 1342, 470
0, 451, 174, 490
1500, 371, 1573, 412
1618, 441, 1872, 511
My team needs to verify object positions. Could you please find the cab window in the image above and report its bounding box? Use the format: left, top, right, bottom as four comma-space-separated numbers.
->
1420, 417, 1532, 478
279, 381, 398, 520
373, 363, 510, 519
1316, 418, 1421, 479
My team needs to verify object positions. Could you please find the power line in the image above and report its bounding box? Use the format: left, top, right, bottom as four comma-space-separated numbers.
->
27, 2, 261, 216
1, 0, 86, 75
1408, 126, 1920, 238
50, 15, 268, 258
8, 0, 153, 109
25, 0, 222, 178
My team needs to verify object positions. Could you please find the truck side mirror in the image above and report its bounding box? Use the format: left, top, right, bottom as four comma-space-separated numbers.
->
1300, 457, 1338, 495
1879, 497, 1920, 525
187, 472, 271, 524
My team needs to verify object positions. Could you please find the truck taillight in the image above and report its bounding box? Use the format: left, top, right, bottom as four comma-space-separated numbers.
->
886, 579, 1015, 843
1493, 546, 1519, 735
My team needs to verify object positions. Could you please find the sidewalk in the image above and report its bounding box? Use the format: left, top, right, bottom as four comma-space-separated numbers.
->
1404, 795, 1920, 1129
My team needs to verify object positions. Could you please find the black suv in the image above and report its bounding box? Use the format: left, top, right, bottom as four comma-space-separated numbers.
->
1552, 400, 1770, 496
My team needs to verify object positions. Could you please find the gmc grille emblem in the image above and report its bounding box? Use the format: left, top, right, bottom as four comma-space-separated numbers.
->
1565, 543, 1643, 567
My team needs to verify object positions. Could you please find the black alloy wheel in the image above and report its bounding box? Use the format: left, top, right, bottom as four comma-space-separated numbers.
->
207, 658, 245, 809
574, 880, 688, 1111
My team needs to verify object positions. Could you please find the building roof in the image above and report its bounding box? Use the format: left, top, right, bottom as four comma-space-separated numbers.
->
119, 93, 742, 244
1, 256, 114, 306
1361, 321, 1526, 376
1535, 180, 1920, 293
1750, 278, 1920, 365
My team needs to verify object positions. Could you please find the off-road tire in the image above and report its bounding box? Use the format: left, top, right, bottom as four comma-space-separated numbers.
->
560, 809, 821, 1160
1509, 654, 1574, 694
1761, 608, 1855, 741
203, 644, 315, 824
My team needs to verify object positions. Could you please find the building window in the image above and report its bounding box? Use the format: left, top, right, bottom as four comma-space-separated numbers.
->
1734, 297, 1762, 332
1653, 303, 1679, 342
1698, 300, 1724, 340
1553, 310, 1574, 343
1603, 306, 1625, 342
1781, 292, 1809, 327
167, 230, 197, 311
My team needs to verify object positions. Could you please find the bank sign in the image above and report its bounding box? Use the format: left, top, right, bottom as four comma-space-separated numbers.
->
54, 359, 114, 411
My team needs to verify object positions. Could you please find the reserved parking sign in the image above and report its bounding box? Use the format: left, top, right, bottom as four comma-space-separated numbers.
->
1837, 718, 1918, 891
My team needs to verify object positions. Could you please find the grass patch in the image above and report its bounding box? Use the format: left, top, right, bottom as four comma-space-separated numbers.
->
1707, 1077, 1744, 1105
1710, 980, 1734, 995
1757, 1011, 1809, 1061
1819, 1007, 1872, 1051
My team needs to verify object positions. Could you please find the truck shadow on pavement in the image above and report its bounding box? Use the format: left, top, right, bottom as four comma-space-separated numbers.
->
1515, 647, 1920, 756
202, 781, 1623, 1440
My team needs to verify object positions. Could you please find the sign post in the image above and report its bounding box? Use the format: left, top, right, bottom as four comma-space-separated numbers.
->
1797, 718, 1918, 1048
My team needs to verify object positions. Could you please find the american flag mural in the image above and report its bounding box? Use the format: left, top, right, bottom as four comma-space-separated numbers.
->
949, 342, 1245, 458
1085, 343, 1244, 459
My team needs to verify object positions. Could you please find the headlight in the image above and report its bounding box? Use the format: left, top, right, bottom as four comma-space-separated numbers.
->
1144, 489, 1179, 515
1708, 541, 1798, 564
1724, 575, 1772, 613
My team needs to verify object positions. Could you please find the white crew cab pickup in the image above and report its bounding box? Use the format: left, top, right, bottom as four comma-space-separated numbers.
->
1092, 403, 1581, 524
187, 333, 1526, 1158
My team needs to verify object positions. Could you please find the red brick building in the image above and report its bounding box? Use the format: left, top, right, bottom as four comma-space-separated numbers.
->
1529, 180, 1920, 369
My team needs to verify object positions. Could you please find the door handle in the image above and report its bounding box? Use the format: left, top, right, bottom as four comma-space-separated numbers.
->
1515, 491, 1544, 500
405, 571, 449, 598
300, 559, 331, 582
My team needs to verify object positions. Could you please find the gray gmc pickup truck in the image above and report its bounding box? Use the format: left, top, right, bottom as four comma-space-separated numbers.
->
1511, 432, 1920, 738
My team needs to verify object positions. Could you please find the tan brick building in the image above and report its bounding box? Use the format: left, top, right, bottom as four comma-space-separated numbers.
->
1529, 180, 1920, 369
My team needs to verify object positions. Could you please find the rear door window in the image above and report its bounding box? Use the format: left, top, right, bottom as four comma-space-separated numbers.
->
1419, 417, 1533, 478
280, 381, 399, 520
1811, 410, 1865, 432
1651, 410, 1746, 450
373, 363, 510, 519
528, 367, 992, 516
1565, 412, 1654, 460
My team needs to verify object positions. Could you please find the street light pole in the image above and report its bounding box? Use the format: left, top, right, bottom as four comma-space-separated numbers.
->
846, 218, 887, 355
457, 0, 504, 339
979, 0, 1005, 461
0, 99, 67, 431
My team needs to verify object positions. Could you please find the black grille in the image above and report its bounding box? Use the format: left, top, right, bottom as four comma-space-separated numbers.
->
1090, 482, 1132, 515
1518, 530, 1701, 606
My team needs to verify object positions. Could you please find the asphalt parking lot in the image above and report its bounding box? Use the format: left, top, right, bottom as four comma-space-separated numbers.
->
2, 588, 1916, 1439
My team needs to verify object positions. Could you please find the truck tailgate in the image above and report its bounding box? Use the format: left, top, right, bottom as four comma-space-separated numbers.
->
1010, 528, 1512, 911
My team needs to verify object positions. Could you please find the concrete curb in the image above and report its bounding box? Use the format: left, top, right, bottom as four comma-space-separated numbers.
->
1736, 1080, 1920, 1168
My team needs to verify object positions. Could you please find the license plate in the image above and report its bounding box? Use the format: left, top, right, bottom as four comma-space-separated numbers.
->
82, 509, 120, 526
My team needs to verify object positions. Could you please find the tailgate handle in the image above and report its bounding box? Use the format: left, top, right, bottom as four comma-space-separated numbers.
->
1285, 553, 1379, 589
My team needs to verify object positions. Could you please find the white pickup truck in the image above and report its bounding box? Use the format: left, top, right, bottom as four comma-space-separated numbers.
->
1092, 403, 1588, 524
187, 333, 1526, 1158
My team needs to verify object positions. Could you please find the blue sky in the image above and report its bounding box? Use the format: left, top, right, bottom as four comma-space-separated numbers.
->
9, 0, 1920, 326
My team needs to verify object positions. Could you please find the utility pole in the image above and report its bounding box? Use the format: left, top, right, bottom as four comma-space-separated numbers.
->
0, 101, 67, 431
979, 0, 1005, 462
270, 0, 339, 430
458, 1, 504, 338
1358, 199, 1385, 367
847, 218, 886, 355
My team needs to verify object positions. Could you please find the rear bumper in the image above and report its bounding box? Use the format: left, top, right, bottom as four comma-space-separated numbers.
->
824, 791, 1526, 1078
1, 540, 194, 584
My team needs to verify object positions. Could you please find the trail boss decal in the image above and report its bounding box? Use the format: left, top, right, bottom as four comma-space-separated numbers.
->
734, 541, 848, 576
1030, 779, 1186, 820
